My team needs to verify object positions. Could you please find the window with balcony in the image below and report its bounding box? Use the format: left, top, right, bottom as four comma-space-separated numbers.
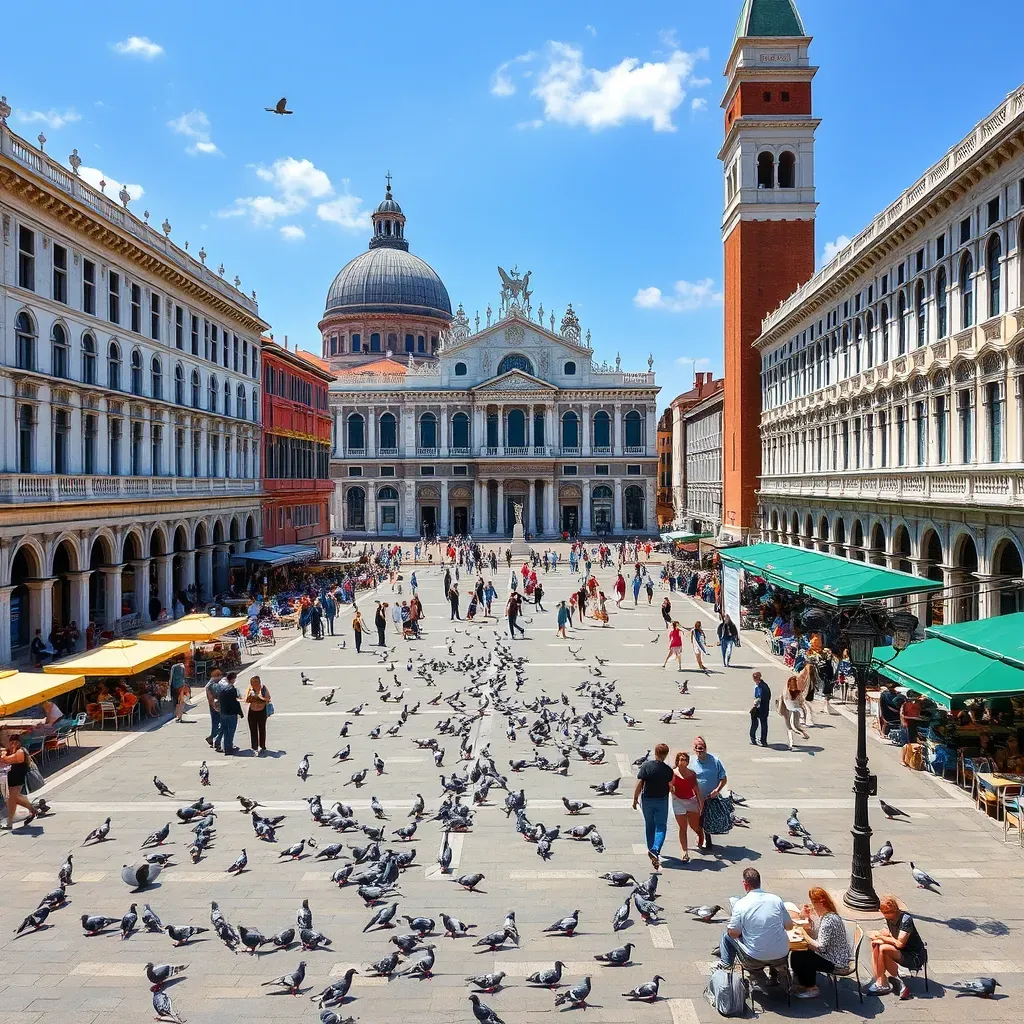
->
419, 413, 438, 450
960, 253, 974, 328
53, 409, 70, 474
18, 405, 34, 472
131, 421, 143, 476
108, 271, 120, 323
192, 433, 201, 476
506, 409, 526, 448
17, 225, 35, 291
109, 418, 122, 476
209, 374, 218, 413
130, 348, 143, 395
51, 322, 69, 378
957, 389, 973, 463
108, 341, 122, 390
986, 382, 1003, 462
451, 412, 469, 449
52, 243, 68, 303
624, 410, 644, 449
936, 395, 949, 464
853, 419, 862, 468
84, 414, 97, 474
936, 267, 948, 338
562, 411, 579, 449
130, 282, 141, 333
151, 292, 161, 340
896, 407, 906, 466
593, 410, 611, 449
987, 234, 1001, 317
152, 424, 163, 475
83, 259, 96, 314
880, 303, 889, 361
878, 411, 887, 467
914, 401, 927, 465
533, 412, 545, 447
915, 280, 927, 347
237, 384, 247, 420
347, 413, 365, 451
897, 291, 907, 354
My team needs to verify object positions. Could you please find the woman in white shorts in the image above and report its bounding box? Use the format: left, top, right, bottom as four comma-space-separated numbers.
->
670, 750, 704, 862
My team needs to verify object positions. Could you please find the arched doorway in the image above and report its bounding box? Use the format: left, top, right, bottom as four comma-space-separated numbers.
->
790, 511, 799, 546
378, 485, 400, 535
834, 518, 846, 558
172, 525, 190, 601
149, 529, 166, 620
192, 522, 208, 602
9, 544, 41, 651
89, 535, 114, 626
559, 484, 581, 535
418, 485, 440, 538
244, 514, 257, 552
591, 485, 613, 534
892, 525, 912, 574
850, 520, 865, 561
769, 510, 780, 543
953, 533, 979, 623
804, 514, 814, 550
818, 515, 830, 553
869, 523, 886, 566
993, 539, 1024, 615
51, 539, 79, 631
624, 485, 645, 531
921, 529, 944, 627
449, 486, 471, 537
212, 520, 227, 594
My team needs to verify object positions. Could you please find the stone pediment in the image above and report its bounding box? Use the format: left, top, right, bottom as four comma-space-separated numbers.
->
471, 370, 558, 393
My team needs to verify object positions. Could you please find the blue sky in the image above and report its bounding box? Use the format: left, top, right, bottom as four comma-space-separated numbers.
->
6, 0, 1023, 408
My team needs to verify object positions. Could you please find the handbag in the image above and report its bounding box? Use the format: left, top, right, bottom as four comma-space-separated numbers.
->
23, 754, 46, 794
266, 701, 275, 716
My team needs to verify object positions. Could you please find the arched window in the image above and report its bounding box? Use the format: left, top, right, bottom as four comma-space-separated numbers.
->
15, 312, 36, 371
757, 151, 775, 189
208, 374, 218, 413
347, 413, 365, 451
936, 267, 948, 338
405, 333, 414, 353
454, 362, 467, 376
507, 409, 526, 448
346, 487, 366, 530
191, 369, 201, 408
865, 312, 874, 367
82, 332, 97, 384
18, 405, 34, 472
854, 319, 863, 371
51, 322, 69, 378
379, 412, 397, 450
151, 356, 163, 399
623, 484, 645, 530
915, 280, 927, 347
562, 411, 579, 449
378, 485, 399, 501
237, 384, 247, 420
497, 353, 534, 375
778, 150, 796, 188
451, 412, 469, 449
53, 408, 70, 474
897, 292, 907, 354
370, 332, 381, 352
987, 234, 1001, 317
252, 388, 258, 422
880, 303, 889, 362
174, 363, 185, 404
960, 252, 974, 329
223, 380, 232, 417
108, 341, 122, 389
130, 348, 143, 395
564, 361, 577, 375
624, 410, 644, 448
593, 410, 611, 449
419, 412, 437, 450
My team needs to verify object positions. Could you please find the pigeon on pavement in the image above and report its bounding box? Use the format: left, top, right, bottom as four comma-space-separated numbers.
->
469, 994, 505, 1024
120, 903, 138, 939
261, 960, 307, 995
910, 862, 940, 889
363, 902, 399, 932
684, 904, 722, 923
623, 975, 664, 1002
772, 834, 799, 853
465, 971, 506, 993
554, 976, 592, 1008
299, 928, 332, 950
142, 905, 164, 932
455, 872, 485, 892
82, 914, 119, 935
226, 850, 248, 874
594, 942, 634, 965
238, 925, 270, 954
154, 776, 175, 797
14, 907, 49, 935
146, 962, 188, 991
871, 840, 895, 866
543, 909, 579, 936
166, 924, 209, 946
82, 817, 112, 845
948, 978, 1000, 998
141, 823, 171, 847
311, 968, 358, 1008
270, 927, 295, 948
152, 989, 186, 1023
366, 952, 401, 977
803, 837, 833, 856
599, 872, 636, 886
526, 961, 566, 987
879, 799, 910, 819
397, 944, 435, 977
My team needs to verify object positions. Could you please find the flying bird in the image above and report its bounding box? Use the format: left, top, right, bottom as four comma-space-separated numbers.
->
265, 97, 294, 115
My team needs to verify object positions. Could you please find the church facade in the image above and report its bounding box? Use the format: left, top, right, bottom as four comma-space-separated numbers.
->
325, 187, 659, 539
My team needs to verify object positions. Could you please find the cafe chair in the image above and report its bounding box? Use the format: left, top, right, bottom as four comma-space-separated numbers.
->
98, 700, 120, 730
957, 752, 992, 790
67, 712, 88, 746
974, 774, 999, 818
44, 721, 75, 762
825, 923, 865, 1007
738, 952, 792, 1013
1002, 790, 1023, 846
22, 732, 47, 766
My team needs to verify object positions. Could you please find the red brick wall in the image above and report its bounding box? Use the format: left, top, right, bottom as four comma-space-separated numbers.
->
722, 219, 814, 534
725, 81, 812, 130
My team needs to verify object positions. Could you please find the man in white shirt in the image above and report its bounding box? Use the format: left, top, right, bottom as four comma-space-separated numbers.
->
720, 867, 793, 968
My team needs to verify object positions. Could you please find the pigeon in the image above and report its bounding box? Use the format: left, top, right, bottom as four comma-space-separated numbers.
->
880, 799, 910, 820
238, 796, 260, 813
363, 902, 399, 932
262, 960, 307, 995
14, 907, 50, 935
398, 944, 435, 978
141, 823, 172, 848
238, 925, 270, 954
473, 927, 514, 951
371, 795, 387, 819
145, 852, 174, 866
772, 834, 799, 853
321, 689, 336, 706
803, 837, 833, 856
562, 797, 591, 815
297, 754, 312, 781
466, 971, 506, 993
153, 776, 175, 797
152, 989, 186, 1023
633, 893, 662, 923
345, 769, 368, 788
121, 903, 139, 939
82, 817, 112, 845
270, 927, 296, 948
594, 942, 634, 965
871, 840, 895, 866
299, 928, 331, 951
146, 962, 188, 991
438, 833, 453, 873
198, 761, 210, 786
312, 968, 358, 1008
36, 886, 67, 910
121, 862, 162, 890
611, 898, 631, 931
278, 839, 307, 861
786, 809, 810, 838
227, 850, 248, 874
685, 904, 722, 923
265, 97, 293, 115
402, 914, 435, 935
373, 753, 386, 775
599, 871, 637, 887
392, 823, 417, 841
948, 978, 1000, 998
554, 975, 592, 1008
543, 909, 579, 936
334, 745, 352, 762
910, 862, 940, 889
142, 906, 165, 933
590, 778, 620, 795
455, 872, 485, 892
409, 794, 426, 818
82, 914, 119, 935
58, 853, 74, 886
440, 913, 475, 938
297, 899, 313, 930
391, 932, 424, 954
469, 993, 505, 1024
623, 975, 664, 1002
367, 951, 402, 977
331, 865, 354, 887
166, 924, 208, 946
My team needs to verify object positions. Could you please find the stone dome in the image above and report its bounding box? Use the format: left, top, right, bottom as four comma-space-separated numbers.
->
324, 247, 452, 321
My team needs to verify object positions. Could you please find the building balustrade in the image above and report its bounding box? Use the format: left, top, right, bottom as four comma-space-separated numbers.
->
0, 473, 258, 504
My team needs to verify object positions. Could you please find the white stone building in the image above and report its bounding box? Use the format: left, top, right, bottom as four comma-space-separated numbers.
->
683, 387, 725, 535
756, 84, 1024, 625
0, 109, 267, 663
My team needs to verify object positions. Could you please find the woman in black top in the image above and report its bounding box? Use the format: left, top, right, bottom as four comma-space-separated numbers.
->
2, 734, 36, 828
375, 603, 388, 646
868, 895, 927, 998
632, 743, 674, 869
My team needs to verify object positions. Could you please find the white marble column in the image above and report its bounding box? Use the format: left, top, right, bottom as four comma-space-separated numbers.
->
440, 409, 449, 457
581, 479, 592, 534
546, 406, 555, 454
154, 555, 173, 617
582, 403, 591, 456
367, 408, 377, 458
66, 571, 91, 644
0, 585, 14, 664
196, 548, 213, 604
440, 478, 450, 536
527, 480, 536, 537
100, 566, 122, 629
614, 403, 623, 455
613, 478, 623, 533
496, 480, 505, 535
645, 406, 657, 455
367, 482, 378, 535
130, 558, 152, 620
527, 405, 534, 450
25, 578, 55, 646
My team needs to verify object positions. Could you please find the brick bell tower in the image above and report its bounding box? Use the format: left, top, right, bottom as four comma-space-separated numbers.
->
719, 0, 818, 543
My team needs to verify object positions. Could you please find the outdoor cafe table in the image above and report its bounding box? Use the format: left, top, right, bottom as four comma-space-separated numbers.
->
975, 772, 1024, 818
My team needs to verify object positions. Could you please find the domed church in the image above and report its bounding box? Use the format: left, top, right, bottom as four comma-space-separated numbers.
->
319, 177, 452, 369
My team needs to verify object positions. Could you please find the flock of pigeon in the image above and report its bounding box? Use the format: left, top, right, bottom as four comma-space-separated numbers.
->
7, 569, 1006, 1018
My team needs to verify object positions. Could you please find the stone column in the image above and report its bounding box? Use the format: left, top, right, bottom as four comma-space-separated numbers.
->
613, 478, 623, 533
527, 480, 536, 537
582, 403, 591, 456
69, 401, 84, 474
546, 406, 555, 454
440, 408, 449, 457
179, 549, 195, 591
403, 407, 415, 456
154, 554, 173, 617
496, 479, 505, 535
404, 479, 416, 536
197, 547, 213, 604
0, 585, 14, 665
527, 405, 534, 449
645, 476, 655, 532
65, 571, 91, 645
581, 478, 592, 534
614, 403, 623, 455
97, 398, 110, 474
25, 577, 56, 643
367, 482, 378, 535
130, 558, 152, 621
100, 566, 122, 629
367, 407, 377, 458
440, 478, 450, 536
646, 405, 657, 456
214, 543, 230, 595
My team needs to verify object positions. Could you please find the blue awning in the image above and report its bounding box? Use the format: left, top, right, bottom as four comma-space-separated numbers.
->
230, 544, 320, 568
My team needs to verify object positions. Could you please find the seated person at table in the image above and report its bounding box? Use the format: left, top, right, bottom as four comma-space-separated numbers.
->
879, 681, 905, 733
23, 699, 65, 741
718, 867, 793, 971
790, 887, 852, 999
868, 895, 927, 999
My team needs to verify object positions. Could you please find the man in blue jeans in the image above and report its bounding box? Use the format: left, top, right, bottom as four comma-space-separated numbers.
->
204, 669, 224, 751
632, 743, 673, 869
750, 672, 772, 747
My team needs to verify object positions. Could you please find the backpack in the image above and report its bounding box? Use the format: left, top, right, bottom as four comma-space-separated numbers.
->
704, 967, 748, 1017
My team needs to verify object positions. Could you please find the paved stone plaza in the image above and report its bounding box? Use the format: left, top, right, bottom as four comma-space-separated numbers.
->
2, 557, 1022, 1024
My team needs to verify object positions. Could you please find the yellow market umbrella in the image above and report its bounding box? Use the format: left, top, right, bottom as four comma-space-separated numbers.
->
139, 614, 247, 643
44, 638, 191, 677
0, 670, 87, 717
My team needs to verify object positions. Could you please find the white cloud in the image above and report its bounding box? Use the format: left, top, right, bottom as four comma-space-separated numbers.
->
221, 157, 367, 231
167, 110, 220, 156
634, 278, 723, 313
691, 97, 707, 112
585, 24, 597, 37
491, 51, 536, 97
659, 28, 680, 49
521, 41, 708, 132
279, 224, 306, 241
113, 36, 164, 59
820, 234, 851, 266
78, 165, 144, 202
14, 108, 81, 131
515, 118, 545, 131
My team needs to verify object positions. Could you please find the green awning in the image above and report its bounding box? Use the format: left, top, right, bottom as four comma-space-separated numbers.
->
925, 612, 1024, 669
718, 542, 943, 607
660, 531, 713, 543
874, 639, 1024, 710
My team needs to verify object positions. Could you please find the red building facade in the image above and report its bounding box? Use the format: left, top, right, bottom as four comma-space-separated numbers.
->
260, 338, 335, 555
